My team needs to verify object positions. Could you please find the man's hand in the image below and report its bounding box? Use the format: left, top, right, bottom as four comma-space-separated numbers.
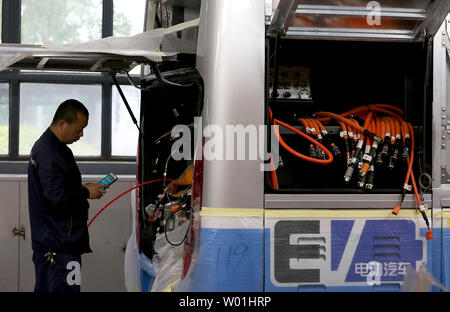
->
84, 183, 107, 199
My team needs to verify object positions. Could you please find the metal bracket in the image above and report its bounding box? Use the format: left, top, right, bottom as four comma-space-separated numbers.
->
12, 226, 25, 240
441, 165, 450, 184
36, 57, 49, 70
265, 0, 277, 25
442, 17, 450, 58
442, 107, 449, 149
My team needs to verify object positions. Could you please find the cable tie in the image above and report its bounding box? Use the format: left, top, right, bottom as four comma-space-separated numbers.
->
419, 205, 426, 212
403, 184, 412, 191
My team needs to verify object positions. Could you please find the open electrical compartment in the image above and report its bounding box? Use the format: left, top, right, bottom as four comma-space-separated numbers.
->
261, 0, 450, 292
265, 0, 450, 198
136, 58, 204, 261
266, 38, 433, 195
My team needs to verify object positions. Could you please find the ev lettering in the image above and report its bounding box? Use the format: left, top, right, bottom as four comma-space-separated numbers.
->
272, 219, 424, 286
274, 220, 321, 283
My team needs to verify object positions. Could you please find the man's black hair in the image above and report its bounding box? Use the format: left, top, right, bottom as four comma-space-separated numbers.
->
51, 99, 89, 125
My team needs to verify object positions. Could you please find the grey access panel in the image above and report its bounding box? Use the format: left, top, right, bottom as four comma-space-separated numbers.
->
81, 177, 134, 292
14, 176, 134, 292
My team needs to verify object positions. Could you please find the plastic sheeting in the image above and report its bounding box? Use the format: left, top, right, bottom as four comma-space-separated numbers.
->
0, 18, 199, 72
402, 264, 447, 292
124, 189, 140, 292
150, 221, 189, 292
175, 209, 264, 292
42, 18, 199, 61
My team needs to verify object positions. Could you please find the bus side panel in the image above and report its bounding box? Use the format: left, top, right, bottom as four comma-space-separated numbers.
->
264, 209, 439, 292
443, 211, 450, 290
176, 214, 264, 292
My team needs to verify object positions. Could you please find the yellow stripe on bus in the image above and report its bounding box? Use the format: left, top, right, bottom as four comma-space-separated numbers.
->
264, 209, 431, 219
200, 207, 264, 218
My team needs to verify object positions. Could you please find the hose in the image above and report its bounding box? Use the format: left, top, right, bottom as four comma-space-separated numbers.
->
87, 178, 174, 228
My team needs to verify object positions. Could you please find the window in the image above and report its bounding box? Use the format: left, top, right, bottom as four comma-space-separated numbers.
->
21, 0, 102, 44
0, 0, 152, 174
19, 83, 102, 156
113, 0, 147, 76
113, 0, 146, 37
0, 84, 8, 155
111, 85, 141, 156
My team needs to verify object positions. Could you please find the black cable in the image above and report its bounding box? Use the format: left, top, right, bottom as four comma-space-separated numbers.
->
151, 62, 193, 88
164, 209, 190, 246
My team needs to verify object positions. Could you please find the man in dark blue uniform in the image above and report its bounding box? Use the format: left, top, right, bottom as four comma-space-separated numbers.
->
28, 99, 107, 292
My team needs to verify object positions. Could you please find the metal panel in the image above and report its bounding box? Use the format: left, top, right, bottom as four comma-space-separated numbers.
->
81, 177, 134, 292
433, 14, 450, 187
0, 181, 20, 291
268, 0, 450, 41
265, 194, 432, 209
196, 0, 265, 209
264, 208, 433, 291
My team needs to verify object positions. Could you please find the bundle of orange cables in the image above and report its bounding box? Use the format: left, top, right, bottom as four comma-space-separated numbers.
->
268, 104, 433, 240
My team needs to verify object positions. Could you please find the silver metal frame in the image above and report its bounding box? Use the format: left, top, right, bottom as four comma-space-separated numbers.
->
433, 14, 450, 188
196, 0, 265, 209
268, 0, 450, 41
268, 0, 299, 36
295, 5, 427, 19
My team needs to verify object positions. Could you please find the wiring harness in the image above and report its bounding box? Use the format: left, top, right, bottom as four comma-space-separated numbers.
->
269, 104, 433, 240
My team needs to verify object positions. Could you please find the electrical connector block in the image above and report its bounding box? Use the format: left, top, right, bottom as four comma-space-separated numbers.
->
344, 165, 355, 183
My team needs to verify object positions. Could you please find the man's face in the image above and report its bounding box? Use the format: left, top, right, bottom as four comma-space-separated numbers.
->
61, 113, 88, 144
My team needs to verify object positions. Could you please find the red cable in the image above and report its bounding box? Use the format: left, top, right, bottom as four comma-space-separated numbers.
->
268, 108, 333, 165
273, 117, 334, 164
87, 178, 174, 228
269, 155, 279, 190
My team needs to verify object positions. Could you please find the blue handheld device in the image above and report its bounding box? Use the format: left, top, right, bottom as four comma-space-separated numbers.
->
98, 172, 118, 190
